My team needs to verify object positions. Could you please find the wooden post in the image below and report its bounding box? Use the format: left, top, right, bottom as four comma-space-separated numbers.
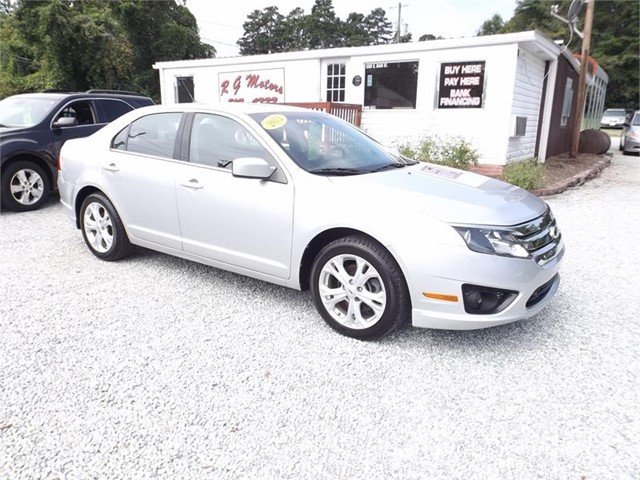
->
570, 0, 596, 158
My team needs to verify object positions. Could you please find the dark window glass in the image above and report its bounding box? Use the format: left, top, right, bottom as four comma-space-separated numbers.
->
55, 101, 95, 125
340, 77, 345, 88
176, 76, 194, 103
339, 91, 345, 102
124, 113, 182, 158
364, 61, 419, 109
327, 64, 333, 75
189, 113, 273, 168
98, 100, 133, 122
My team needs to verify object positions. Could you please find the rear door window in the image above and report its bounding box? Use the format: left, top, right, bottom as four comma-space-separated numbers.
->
112, 113, 182, 159
96, 99, 134, 123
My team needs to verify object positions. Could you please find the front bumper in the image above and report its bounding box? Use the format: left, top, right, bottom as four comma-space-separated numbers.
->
623, 137, 640, 154
407, 243, 564, 330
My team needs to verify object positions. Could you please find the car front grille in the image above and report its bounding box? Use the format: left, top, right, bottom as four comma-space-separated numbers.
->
510, 209, 563, 266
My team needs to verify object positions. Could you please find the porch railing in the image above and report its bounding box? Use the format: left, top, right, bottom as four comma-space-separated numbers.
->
284, 102, 362, 127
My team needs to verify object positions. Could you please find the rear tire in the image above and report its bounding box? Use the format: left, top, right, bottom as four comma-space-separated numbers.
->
310, 235, 410, 340
1, 161, 50, 212
80, 193, 133, 261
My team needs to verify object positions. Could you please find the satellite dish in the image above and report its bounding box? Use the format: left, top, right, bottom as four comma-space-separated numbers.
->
567, 0, 584, 23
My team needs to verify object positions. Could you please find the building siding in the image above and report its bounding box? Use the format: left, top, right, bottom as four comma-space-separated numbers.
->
507, 48, 546, 161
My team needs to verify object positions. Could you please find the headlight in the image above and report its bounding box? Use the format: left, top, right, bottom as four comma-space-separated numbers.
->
453, 227, 529, 258
627, 130, 640, 140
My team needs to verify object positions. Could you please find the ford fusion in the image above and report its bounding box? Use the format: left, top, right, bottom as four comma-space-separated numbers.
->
58, 104, 564, 339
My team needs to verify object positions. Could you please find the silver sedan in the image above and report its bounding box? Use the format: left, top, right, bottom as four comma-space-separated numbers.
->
58, 104, 563, 339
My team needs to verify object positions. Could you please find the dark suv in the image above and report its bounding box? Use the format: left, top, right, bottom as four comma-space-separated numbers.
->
0, 90, 153, 211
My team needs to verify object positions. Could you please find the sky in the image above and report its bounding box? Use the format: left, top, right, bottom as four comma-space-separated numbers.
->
186, 0, 519, 57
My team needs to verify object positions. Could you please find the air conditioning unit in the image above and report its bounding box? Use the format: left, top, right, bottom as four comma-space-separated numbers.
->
511, 116, 527, 137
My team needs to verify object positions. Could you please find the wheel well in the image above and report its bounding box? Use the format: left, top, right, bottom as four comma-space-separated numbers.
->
2, 154, 55, 189
299, 228, 381, 291
74, 186, 102, 228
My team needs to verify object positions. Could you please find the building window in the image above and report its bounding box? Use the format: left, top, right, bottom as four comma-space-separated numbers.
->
364, 61, 418, 109
560, 78, 573, 127
176, 76, 194, 103
326, 64, 345, 103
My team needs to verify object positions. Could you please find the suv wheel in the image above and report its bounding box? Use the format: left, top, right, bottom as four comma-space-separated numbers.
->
1, 161, 51, 212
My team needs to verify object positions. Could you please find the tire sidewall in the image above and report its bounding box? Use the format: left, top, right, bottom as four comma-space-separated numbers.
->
1, 161, 51, 212
311, 237, 408, 339
80, 193, 128, 261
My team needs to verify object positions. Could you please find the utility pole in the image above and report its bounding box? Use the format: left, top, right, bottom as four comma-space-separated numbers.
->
570, 0, 596, 158
389, 3, 409, 43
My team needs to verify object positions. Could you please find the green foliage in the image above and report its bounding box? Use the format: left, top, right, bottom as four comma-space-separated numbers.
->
501, 159, 544, 190
477, 14, 505, 36
0, 0, 214, 100
397, 136, 479, 170
237, 0, 393, 55
476, 0, 639, 110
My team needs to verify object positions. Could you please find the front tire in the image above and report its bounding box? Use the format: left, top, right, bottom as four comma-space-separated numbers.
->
1, 161, 51, 212
310, 235, 410, 339
80, 193, 132, 261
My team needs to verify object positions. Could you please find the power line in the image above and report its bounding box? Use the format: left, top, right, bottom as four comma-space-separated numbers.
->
200, 37, 238, 48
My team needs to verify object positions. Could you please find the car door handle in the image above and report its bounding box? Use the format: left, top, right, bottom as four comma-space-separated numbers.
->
180, 179, 203, 190
103, 163, 119, 172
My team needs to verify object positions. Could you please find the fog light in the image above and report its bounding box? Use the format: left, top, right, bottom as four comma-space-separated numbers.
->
462, 284, 518, 315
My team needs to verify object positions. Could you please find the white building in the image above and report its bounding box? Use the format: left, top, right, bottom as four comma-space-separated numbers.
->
154, 31, 607, 171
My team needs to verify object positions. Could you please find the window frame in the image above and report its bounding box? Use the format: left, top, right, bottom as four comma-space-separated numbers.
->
110, 112, 185, 161
364, 60, 419, 110
326, 63, 346, 103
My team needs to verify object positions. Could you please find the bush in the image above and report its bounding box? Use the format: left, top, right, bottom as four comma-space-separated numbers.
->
501, 159, 544, 190
397, 135, 479, 170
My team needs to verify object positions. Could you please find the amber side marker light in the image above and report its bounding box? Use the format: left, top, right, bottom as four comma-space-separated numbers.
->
423, 292, 459, 302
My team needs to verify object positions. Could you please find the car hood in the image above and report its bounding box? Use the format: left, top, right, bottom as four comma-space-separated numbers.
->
328, 163, 547, 226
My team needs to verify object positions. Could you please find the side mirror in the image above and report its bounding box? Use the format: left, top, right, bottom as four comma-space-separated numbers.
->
53, 117, 78, 128
232, 157, 276, 179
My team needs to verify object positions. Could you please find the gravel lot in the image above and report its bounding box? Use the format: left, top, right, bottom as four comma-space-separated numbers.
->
1, 151, 638, 479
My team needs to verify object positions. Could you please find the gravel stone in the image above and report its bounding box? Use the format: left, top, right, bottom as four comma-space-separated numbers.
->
1, 151, 638, 479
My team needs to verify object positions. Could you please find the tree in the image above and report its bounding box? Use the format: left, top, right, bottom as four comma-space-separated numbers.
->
477, 14, 505, 36
281, 7, 310, 51
476, 0, 639, 109
307, 0, 341, 49
363, 8, 393, 45
340, 13, 371, 47
0, 0, 213, 100
419, 34, 444, 41
237, 6, 286, 55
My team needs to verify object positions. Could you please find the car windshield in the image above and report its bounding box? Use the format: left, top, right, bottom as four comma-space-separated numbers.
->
0, 96, 58, 128
603, 110, 626, 118
632, 114, 640, 126
250, 111, 414, 175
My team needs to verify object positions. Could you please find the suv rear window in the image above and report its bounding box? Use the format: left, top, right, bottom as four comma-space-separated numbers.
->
97, 99, 134, 123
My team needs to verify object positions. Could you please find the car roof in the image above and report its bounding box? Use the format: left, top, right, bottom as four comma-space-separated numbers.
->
7, 92, 151, 101
136, 103, 321, 116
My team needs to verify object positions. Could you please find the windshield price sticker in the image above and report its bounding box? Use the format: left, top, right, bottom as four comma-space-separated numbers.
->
261, 114, 287, 130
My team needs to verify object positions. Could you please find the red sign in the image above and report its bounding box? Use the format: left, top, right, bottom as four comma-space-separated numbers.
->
218, 69, 285, 103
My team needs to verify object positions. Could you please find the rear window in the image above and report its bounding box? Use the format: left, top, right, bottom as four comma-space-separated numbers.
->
111, 113, 182, 159
97, 99, 133, 122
